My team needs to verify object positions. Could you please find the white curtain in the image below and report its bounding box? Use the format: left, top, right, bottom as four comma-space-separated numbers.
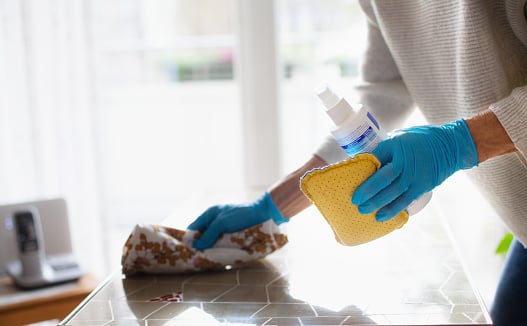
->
0, 0, 108, 276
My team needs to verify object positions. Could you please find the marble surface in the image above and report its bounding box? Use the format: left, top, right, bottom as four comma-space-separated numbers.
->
60, 203, 492, 325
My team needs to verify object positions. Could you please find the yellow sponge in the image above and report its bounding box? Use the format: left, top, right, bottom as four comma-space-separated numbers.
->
300, 153, 408, 246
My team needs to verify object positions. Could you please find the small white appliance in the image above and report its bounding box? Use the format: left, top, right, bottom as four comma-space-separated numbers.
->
0, 198, 83, 289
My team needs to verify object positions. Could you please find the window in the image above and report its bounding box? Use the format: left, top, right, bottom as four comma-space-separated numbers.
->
92, 0, 241, 225
90, 0, 367, 271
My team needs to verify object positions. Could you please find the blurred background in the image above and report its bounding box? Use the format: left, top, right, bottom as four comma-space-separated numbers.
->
0, 0, 507, 307
0, 0, 366, 276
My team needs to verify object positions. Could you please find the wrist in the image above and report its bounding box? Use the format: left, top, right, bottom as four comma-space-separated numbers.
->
464, 110, 516, 163
451, 119, 479, 169
263, 192, 288, 225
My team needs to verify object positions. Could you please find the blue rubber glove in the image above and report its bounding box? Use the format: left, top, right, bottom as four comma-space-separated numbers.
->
188, 192, 288, 250
352, 119, 478, 222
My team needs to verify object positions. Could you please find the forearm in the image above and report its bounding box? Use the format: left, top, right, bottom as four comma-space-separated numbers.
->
269, 155, 327, 219
464, 109, 517, 163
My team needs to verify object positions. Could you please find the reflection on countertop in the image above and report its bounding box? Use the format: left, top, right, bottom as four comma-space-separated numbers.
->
60, 203, 492, 325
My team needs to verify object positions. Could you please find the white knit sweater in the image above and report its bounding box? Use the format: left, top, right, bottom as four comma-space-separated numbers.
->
315, 0, 527, 245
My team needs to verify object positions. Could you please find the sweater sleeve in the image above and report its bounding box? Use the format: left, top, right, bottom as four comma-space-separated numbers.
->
490, 85, 527, 160
313, 0, 416, 164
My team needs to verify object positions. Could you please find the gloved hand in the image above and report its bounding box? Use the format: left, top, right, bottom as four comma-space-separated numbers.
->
352, 119, 478, 222
188, 192, 288, 250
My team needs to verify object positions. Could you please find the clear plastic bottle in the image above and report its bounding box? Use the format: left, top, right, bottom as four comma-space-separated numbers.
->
317, 84, 432, 215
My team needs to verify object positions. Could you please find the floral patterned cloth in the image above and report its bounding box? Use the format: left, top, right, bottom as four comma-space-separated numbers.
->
121, 220, 288, 275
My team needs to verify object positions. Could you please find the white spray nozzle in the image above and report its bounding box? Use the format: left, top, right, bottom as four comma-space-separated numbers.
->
317, 85, 340, 109
317, 84, 354, 125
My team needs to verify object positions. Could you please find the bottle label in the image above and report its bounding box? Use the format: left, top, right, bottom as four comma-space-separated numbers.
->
367, 112, 380, 129
338, 124, 382, 157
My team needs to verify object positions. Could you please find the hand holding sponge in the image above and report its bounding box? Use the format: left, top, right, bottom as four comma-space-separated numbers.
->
300, 153, 409, 246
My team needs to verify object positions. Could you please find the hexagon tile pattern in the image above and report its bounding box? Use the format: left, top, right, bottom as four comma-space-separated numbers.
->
61, 206, 492, 325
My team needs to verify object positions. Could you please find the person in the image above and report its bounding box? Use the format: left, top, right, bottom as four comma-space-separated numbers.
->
187, 1, 527, 325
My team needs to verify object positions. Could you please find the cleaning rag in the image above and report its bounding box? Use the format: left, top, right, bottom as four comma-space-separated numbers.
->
121, 220, 287, 275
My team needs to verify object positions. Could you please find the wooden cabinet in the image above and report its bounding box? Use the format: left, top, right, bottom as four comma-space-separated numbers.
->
0, 274, 99, 325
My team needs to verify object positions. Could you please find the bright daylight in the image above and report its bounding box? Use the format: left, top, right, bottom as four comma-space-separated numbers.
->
1, 0, 525, 325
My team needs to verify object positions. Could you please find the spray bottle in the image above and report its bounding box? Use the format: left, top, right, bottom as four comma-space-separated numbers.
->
317, 84, 432, 215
